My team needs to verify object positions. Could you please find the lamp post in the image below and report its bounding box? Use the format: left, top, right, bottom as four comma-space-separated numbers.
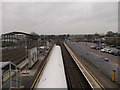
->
0, 68, 2, 89
43, 35, 45, 56
25, 36, 28, 74
9, 62, 12, 88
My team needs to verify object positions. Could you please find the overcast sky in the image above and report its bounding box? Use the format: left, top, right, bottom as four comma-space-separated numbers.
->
2, 2, 118, 35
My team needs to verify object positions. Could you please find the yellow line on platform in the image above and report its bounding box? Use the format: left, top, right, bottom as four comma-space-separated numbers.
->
30, 45, 55, 89
64, 43, 105, 90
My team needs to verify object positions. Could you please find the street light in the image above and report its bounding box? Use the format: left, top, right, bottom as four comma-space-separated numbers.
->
43, 35, 46, 56
25, 36, 29, 74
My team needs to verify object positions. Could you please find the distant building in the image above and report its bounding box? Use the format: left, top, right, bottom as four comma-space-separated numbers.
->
1, 31, 32, 47
105, 37, 120, 45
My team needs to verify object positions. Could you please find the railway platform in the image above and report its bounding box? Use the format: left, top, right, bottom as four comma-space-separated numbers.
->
65, 42, 119, 89
2, 45, 53, 89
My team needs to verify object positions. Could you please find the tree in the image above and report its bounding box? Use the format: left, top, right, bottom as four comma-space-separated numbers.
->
30, 32, 38, 35
106, 31, 114, 37
30, 32, 40, 40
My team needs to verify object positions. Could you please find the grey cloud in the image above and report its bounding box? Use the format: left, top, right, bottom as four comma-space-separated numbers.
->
2, 2, 118, 34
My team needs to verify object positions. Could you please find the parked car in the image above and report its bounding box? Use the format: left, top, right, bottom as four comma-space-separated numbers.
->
91, 46, 96, 49
96, 46, 103, 50
113, 50, 120, 56
91, 46, 94, 49
105, 49, 111, 53
104, 58, 109, 62
96, 47, 100, 50
116, 46, 120, 49
108, 50, 114, 54
91, 45, 103, 50
102, 43, 107, 46
101, 48, 106, 52
100, 57, 109, 62
110, 45, 116, 47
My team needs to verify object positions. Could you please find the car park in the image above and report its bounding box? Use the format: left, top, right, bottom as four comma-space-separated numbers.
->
90, 43, 120, 56
100, 48, 120, 56
101, 48, 113, 54
76, 42, 118, 64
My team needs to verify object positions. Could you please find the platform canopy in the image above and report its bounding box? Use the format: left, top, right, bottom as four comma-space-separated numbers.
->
0, 62, 19, 73
0, 62, 10, 69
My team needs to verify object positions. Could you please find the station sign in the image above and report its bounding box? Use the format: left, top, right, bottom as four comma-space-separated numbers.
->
28, 47, 37, 68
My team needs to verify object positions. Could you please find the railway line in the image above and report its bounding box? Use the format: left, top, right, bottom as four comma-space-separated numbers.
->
2, 42, 105, 89
60, 43, 92, 89
31, 43, 94, 89
2, 47, 26, 64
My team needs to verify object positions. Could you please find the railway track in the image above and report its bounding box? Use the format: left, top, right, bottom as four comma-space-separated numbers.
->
2, 47, 26, 64
60, 43, 92, 89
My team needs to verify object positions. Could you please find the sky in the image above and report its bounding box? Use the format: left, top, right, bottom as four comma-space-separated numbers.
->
2, 2, 118, 35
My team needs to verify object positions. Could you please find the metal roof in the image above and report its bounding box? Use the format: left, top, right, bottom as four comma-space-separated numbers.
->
2, 31, 32, 36
0, 61, 19, 69
0, 62, 10, 69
